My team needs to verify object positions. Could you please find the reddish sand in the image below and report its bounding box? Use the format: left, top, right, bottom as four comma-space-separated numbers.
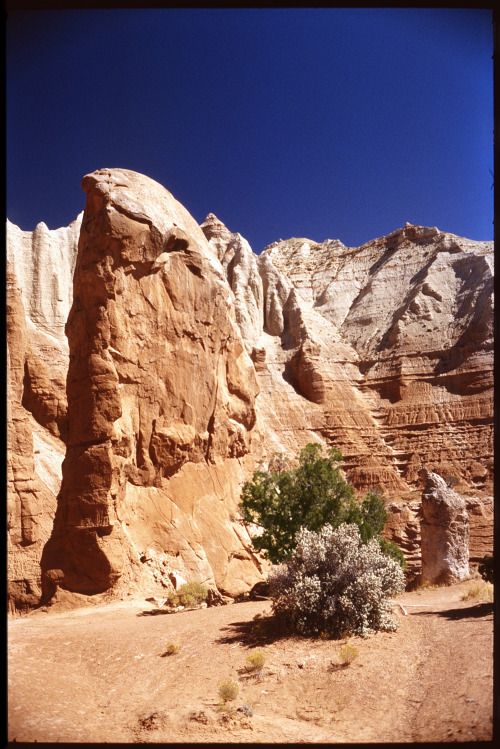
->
8, 579, 493, 743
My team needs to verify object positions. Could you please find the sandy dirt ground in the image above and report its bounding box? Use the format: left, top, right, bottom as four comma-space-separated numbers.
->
8, 579, 493, 743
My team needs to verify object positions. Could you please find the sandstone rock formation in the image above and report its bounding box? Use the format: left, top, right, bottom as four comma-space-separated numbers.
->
253, 226, 493, 493
6, 262, 63, 613
6, 168, 493, 612
7, 216, 82, 440
40, 168, 267, 601
465, 496, 494, 564
420, 469, 469, 585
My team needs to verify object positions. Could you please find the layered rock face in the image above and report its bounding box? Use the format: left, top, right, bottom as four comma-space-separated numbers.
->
6, 169, 493, 610
202, 221, 493, 496
6, 263, 64, 613
7, 216, 82, 440
420, 470, 470, 584
40, 169, 266, 599
7, 219, 80, 612
253, 226, 493, 493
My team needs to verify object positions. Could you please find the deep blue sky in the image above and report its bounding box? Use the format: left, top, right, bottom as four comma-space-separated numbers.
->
6, 8, 493, 252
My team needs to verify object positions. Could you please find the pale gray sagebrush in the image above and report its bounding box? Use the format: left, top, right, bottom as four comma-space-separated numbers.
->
268, 523, 405, 637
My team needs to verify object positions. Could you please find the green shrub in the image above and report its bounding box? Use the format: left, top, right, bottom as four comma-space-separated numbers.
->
218, 680, 239, 703
269, 523, 406, 638
245, 650, 265, 672
377, 536, 407, 569
478, 555, 494, 584
240, 443, 401, 564
168, 582, 207, 608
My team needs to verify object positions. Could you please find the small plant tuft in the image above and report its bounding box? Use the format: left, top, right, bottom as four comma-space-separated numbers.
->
165, 641, 180, 655
245, 650, 265, 672
237, 704, 254, 717
218, 679, 240, 704
338, 644, 359, 666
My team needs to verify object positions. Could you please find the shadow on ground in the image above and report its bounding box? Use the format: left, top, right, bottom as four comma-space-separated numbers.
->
216, 613, 294, 647
415, 602, 493, 620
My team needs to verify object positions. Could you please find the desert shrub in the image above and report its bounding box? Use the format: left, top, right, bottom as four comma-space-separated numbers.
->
164, 642, 180, 655
218, 680, 239, 703
268, 523, 405, 638
168, 582, 207, 608
478, 554, 494, 584
240, 443, 401, 564
338, 644, 359, 665
245, 650, 265, 672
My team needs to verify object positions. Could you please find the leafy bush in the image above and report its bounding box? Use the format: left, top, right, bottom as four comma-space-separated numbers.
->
377, 536, 407, 569
245, 650, 265, 672
357, 490, 387, 542
338, 644, 359, 665
241, 443, 399, 564
269, 523, 405, 638
167, 582, 207, 608
478, 555, 493, 584
218, 680, 240, 703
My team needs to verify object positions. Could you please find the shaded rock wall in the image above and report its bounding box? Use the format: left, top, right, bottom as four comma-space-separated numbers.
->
6, 263, 63, 613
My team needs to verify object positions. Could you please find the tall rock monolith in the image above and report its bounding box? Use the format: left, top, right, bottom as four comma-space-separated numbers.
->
420, 469, 469, 585
40, 168, 266, 600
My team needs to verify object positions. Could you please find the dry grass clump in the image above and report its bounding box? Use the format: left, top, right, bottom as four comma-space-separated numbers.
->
338, 644, 359, 666
419, 581, 443, 591
164, 641, 180, 655
460, 581, 493, 603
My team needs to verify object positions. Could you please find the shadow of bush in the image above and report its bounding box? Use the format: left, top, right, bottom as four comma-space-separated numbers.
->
416, 602, 493, 620
216, 612, 293, 646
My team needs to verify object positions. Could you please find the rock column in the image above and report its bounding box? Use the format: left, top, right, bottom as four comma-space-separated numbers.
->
420, 469, 469, 585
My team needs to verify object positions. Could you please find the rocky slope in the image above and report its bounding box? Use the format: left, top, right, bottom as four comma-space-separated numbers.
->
6, 168, 493, 611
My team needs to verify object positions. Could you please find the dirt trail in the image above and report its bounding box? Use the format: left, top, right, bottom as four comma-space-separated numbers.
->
8, 579, 493, 743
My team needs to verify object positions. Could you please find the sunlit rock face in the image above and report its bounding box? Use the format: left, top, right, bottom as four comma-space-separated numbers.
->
420, 470, 469, 585
204, 221, 493, 497
40, 169, 265, 599
6, 169, 493, 611
7, 216, 82, 440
